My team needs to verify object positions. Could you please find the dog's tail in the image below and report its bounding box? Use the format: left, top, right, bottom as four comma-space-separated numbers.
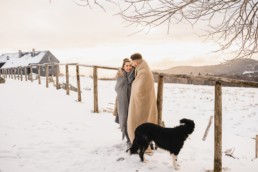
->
180, 118, 195, 134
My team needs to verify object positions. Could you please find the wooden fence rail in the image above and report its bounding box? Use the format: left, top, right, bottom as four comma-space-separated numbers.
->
152, 72, 258, 88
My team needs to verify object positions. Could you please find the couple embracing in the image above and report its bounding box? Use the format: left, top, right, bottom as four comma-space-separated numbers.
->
114, 53, 158, 151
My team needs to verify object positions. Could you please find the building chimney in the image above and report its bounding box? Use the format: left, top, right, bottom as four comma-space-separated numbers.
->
18, 50, 22, 58
32, 48, 35, 57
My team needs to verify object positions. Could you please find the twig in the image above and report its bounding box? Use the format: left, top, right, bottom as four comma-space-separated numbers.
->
202, 116, 213, 141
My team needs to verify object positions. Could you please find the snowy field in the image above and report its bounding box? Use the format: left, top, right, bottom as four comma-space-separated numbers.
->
0, 76, 258, 172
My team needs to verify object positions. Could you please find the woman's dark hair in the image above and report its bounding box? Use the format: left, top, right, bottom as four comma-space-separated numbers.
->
122, 58, 131, 69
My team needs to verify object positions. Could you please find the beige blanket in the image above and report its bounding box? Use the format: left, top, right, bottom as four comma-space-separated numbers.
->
127, 59, 158, 142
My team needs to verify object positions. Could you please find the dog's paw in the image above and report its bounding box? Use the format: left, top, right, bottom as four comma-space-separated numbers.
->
174, 165, 180, 170
174, 164, 181, 170
143, 159, 149, 163
144, 152, 153, 156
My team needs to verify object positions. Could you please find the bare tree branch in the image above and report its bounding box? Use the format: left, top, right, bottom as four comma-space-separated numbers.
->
72, 0, 117, 11
118, 0, 258, 58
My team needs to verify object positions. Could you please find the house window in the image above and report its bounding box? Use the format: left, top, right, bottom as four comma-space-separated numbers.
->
6, 56, 9, 60
48, 56, 51, 62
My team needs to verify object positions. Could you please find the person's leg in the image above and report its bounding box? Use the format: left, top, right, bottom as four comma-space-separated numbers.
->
124, 123, 132, 149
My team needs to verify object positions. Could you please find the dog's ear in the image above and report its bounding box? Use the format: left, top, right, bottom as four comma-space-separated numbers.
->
180, 118, 188, 125
180, 118, 195, 134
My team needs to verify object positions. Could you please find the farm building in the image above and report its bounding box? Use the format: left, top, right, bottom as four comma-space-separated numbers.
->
0, 49, 60, 76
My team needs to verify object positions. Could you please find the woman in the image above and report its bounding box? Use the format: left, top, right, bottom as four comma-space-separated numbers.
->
114, 58, 135, 146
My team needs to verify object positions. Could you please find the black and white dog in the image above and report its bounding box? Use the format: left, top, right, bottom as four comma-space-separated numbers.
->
127, 118, 195, 170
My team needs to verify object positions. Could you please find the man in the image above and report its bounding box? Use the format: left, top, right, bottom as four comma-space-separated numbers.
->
127, 53, 158, 145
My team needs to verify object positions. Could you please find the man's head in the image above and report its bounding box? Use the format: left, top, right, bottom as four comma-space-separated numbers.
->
130, 53, 142, 67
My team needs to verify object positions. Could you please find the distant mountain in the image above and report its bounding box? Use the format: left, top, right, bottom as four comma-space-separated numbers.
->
157, 58, 258, 76
153, 58, 258, 87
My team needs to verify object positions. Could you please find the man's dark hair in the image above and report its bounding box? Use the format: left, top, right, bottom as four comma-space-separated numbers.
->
130, 53, 142, 60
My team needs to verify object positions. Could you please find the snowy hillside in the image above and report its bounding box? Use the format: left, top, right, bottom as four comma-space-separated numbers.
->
0, 78, 258, 172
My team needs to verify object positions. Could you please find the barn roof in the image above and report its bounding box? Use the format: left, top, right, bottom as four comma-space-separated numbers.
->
0, 51, 49, 68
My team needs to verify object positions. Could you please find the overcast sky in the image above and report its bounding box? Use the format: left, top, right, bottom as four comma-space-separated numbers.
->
1, 0, 257, 69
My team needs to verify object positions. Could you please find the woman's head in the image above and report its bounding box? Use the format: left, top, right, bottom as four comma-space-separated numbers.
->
122, 58, 132, 72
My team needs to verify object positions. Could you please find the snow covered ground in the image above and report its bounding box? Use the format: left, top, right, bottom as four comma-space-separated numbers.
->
0, 77, 258, 172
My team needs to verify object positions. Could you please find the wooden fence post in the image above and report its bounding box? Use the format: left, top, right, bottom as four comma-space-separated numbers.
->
30, 66, 33, 82
5, 69, 7, 78
56, 64, 60, 89
66, 64, 69, 95
19, 67, 23, 81
16, 67, 20, 80
14, 69, 16, 80
10, 69, 13, 79
12, 68, 15, 79
93, 66, 99, 113
7, 69, 9, 78
76, 65, 81, 102
157, 74, 164, 126
9, 68, 11, 78
255, 135, 258, 158
24, 67, 28, 81
214, 81, 222, 172
38, 65, 41, 85
46, 64, 49, 88
17, 68, 19, 80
